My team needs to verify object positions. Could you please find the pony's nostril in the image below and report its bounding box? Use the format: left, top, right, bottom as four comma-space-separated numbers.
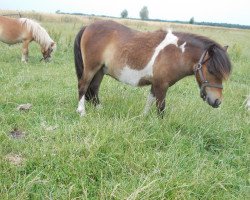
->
216, 99, 221, 105
214, 99, 221, 107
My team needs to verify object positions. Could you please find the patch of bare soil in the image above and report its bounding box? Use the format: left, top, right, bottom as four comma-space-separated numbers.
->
5, 153, 25, 166
10, 128, 25, 139
16, 103, 32, 111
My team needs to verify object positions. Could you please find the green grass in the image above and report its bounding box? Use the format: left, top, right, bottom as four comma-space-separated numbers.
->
0, 18, 249, 200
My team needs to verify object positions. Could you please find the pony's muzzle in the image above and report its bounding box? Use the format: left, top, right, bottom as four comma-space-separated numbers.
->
44, 57, 51, 62
201, 87, 221, 108
206, 97, 221, 108
40, 57, 51, 62
212, 99, 221, 108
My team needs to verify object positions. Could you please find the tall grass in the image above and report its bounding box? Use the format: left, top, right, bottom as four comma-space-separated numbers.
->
0, 11, 249, 199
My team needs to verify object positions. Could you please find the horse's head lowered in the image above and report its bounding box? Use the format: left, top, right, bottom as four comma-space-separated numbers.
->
194, 45, 231, 108
41, 42, 56, 62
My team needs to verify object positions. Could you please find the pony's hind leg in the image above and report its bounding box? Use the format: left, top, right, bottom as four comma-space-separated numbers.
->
77, 65, 103, 117
77, 76, 92, 117
85, 68, 104, 107
21, 40, 30, 63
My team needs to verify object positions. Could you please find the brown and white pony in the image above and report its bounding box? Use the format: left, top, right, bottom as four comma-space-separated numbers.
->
0, 16, 56, 62
74, 20, 232, 117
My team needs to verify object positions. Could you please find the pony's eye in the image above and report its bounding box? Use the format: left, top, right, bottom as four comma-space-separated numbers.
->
208, 68, 215, 75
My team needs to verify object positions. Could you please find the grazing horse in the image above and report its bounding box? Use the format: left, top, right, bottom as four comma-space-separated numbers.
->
74, 20, 232, 117
0, 16, 56, 62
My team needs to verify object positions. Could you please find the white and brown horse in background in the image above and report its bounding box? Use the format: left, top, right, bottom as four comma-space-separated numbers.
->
0, 16, 56, 62
74, 20, 232, 117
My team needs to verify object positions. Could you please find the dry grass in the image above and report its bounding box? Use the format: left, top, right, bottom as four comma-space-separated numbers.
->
1, 9, 239, 32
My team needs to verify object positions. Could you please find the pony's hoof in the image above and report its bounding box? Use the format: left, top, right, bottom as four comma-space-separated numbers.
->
143, 112, 148, 117
143, 108, 151, 116
96, 104, 103, 110
76, 107, 85, 117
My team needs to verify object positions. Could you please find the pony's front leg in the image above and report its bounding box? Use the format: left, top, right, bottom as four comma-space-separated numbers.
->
153, 83, 169, 118
21, 40, 30, 63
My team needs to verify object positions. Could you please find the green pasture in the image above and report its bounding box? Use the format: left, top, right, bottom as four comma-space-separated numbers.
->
0, 18, 249, 199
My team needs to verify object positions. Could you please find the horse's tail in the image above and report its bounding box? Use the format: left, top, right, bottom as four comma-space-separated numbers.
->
74, 26, 86, 80
74, 26, 94, 101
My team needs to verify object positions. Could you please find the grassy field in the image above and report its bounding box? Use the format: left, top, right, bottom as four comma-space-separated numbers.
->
0, 12, 249, 199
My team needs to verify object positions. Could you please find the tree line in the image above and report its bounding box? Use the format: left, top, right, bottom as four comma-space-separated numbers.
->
121, 6, 149, 20
56, 7, 250, 30
120, 7, 250, 29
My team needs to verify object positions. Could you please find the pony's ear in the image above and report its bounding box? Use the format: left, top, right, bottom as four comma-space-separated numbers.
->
207, 44, 216, 56
223, 45, 229, 52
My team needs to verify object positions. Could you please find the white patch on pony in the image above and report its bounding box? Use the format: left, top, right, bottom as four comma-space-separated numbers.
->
96, 104, 103, 110
179, 42, 186, 53
18, 18, 54, 50
144, 93, 156, 115
164, 30, 179, 47
76, 95, 86, 117
119, 30, 179, 86
21, 54, 26, 62
146, 30, 178, 68
119, 65, 152, 86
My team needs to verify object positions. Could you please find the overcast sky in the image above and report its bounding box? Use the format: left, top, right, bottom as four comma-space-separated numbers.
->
1, 0, 250, 25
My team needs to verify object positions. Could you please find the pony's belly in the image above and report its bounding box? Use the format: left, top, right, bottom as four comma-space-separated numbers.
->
103, 65, 152, 86
0, 25, 22, 44
118, 65, 152, 86
0, 38, 20, 44
0, 33, 22, 44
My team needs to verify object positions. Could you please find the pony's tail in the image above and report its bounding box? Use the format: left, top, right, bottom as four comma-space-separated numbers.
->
74, 26, 94, 101
74, 26, 86, 81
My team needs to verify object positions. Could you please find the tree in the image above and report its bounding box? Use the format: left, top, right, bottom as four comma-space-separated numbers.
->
189, 17, 195, 24
121, 9, 128, 18
139, 6, 149, 20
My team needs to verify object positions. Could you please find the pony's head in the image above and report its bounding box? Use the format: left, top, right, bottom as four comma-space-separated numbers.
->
41, 42, 56, 62
194, 45, 231, 108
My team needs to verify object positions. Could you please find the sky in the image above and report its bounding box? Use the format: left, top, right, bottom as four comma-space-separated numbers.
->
1, 0, 250, 26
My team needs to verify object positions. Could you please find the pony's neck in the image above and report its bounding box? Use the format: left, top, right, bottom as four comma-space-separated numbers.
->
19, 18, 53, 49
169, 47, 204, 86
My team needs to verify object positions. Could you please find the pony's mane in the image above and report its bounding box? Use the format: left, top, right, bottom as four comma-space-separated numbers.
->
19, 18, 54, 49
175, 32, 232, 79
206, 43, 232, 80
